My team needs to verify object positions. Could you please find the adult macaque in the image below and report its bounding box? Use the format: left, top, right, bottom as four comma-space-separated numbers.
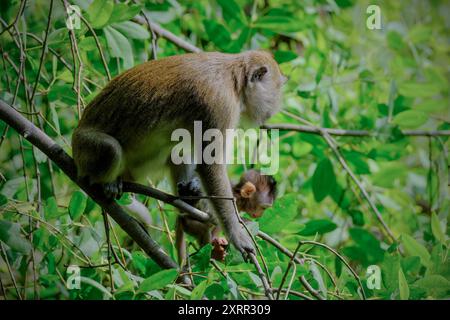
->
176, 169, 277, 262
72, 51, 285, 259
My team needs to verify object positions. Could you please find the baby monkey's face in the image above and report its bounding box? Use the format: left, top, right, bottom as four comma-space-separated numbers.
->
233, 169, 277, 218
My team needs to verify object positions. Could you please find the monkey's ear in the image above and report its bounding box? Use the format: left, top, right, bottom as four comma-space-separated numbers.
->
240, 182, 256, 198
250, 66, 268, 82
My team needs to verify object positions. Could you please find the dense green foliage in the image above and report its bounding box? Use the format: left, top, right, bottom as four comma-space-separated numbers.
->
0, 0, 449, 300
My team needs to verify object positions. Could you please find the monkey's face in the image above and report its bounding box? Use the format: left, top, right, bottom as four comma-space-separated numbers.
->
243, 51, 286, 125
233, 169, 277, 218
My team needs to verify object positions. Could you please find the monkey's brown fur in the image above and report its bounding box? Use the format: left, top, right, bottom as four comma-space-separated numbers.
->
72, 51, 285, 257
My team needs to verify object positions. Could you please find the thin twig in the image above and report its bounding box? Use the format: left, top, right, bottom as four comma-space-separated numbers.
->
0, 0, 26, 36
135, 4, 158, 60
276, 242, 301, 300
248, 253, 274, 300
231, 199, 273, 299
299, 240, 366, 300
77, 13, 111, 81
29, 0, 53, 102
102, 210, 115, 294
13, 211, 92, 264
272, 288, 313, 300
257, 231, 324, 300
0, 242, 22, 300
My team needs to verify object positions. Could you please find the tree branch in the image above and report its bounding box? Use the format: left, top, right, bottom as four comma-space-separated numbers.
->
123, 182, 209, 222
262, 123, 450, 137
133, 16, 201, 53
0, 98, 189, 282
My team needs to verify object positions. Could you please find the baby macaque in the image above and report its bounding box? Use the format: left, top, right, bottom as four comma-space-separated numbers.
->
175, 169, 276, 263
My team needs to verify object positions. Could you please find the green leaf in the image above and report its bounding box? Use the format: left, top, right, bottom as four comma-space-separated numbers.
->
111, 21, 150, 40
312, 158, 336, 202
57, 69, 73, 83
398, 267, 409, 300
226, 275, 240, 299
204, 283, 224, 299
335, 0, 355, 8
259, 194, 298, 233
217, 0, 246, 25
349, 228, 384, 263
79, 37, 98, 51
191, 244, 212, 271
104, 26, 134, 69
381, 255, 400, 291
139, 269, 178, 292
414, 275, 450, 297
343, 151, 370, 174
190, 280, 208, 300
116, 193, 133, 206
274, 50, 298, 64
401, 234, 432, 268
45, 196, 61, 219
292, 142, 312, 157
253, 16, 304, 33
87, 0, 114, 29
80, 276, 113, 298
408, 25, 432, 44
349, 210, 365, 226
387, 31, 406, 51
203, 20, 232, 51
398, 82, 441, 98
299, 219, 337, 236
0, 220, 32, 254
310, 261, 327, 298
392, 110, 428, 129
414, 99, 448, 113
68, 191, 87, 221
430, 213, 446, 244
0, 194, 6, 207
401, 256, 421, 274
108, 3, 142, 24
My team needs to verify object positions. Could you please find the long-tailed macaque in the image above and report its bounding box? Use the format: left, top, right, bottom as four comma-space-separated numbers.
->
176, 169, 277, 262
72, 51, 285, 258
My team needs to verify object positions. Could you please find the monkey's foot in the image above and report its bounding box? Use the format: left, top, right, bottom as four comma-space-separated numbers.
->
102, 178, 123, 200
177, 177, 203, 206
211, 237, 229, 261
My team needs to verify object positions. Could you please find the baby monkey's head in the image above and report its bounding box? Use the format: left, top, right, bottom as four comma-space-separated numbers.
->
242, 50, 287, 125
233, 169, 277, 218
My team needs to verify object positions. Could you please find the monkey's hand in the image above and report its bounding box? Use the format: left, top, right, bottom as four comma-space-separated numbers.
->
177, 177, 203, 206
228, 226, 255, 261
102, 177, 123, 200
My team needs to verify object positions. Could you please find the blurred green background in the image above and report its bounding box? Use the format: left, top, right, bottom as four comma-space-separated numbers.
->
0, 0, 448, 300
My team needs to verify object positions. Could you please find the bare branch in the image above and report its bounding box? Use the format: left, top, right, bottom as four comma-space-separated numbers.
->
123, 182, 210, 222
262, 123, 450, 137
133, 16, 201, 53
